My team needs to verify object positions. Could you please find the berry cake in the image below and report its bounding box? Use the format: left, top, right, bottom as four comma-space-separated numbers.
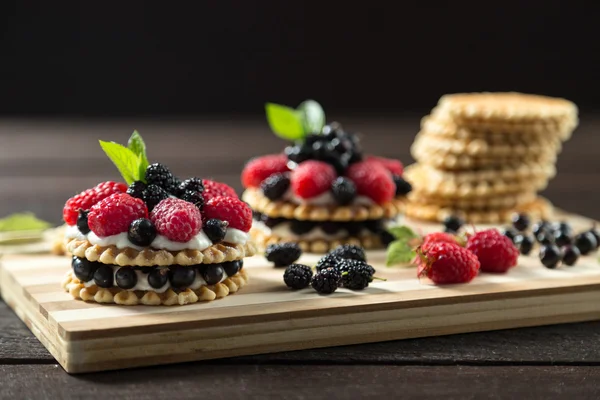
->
61, 132, 256, 306
241, 100, 410, 253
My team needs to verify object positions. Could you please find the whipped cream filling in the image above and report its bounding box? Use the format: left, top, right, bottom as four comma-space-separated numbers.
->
281, 189, 374, 206
253, 220, 372, 241
64, 224, 248, 252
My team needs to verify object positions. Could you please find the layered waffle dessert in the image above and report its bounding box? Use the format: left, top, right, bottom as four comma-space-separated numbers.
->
62, 132, 256, 305
404, 92, 578, 224
241, 100, 411, 253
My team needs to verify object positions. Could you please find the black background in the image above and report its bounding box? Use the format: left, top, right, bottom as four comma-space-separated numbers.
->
1, 1, 598, 117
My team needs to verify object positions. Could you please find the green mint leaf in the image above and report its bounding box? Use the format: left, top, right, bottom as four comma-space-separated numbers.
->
388, 225, 419, 241
385, 239, 416, 267
265, 102, 306, 140
127, 130, 149, 178
99, 140, 140, 184
297, 99, 325, 134
0, 212, 52, 232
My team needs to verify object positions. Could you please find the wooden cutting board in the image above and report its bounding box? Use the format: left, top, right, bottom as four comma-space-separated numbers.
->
1, 210, 600, 374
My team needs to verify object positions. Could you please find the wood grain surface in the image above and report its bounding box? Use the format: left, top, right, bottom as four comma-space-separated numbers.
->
1, 117, 599, 396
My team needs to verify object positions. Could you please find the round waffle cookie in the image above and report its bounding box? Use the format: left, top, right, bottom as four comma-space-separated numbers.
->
407, 190, 537, 210
242, 188, 405, 222
62, 268, 249, 306
404, 196, 553, 224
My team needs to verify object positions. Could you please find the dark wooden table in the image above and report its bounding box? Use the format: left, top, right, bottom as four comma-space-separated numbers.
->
1, 117, 599, 399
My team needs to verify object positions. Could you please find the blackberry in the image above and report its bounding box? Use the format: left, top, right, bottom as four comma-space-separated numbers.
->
128, 218, 157, 247
202, 265, 224, 285
221, 260, 243, 276
148, 267, 169, 289
514, 234, 534, 256
169, 266, 196, 288
126, 180, 146, 199
553, 230, 572, 247
115, 267, 137, 289
260, 173, 290, 201
178, 177, 204, 195
539, 245, 562, 269
204, 218, 228, 244
93, 265, 114, 288
310, 267, 341, 294
379, 230, 396, 247
511, 213, 531, 232
181, 190, 205, 210
574, 232, 598, 255
443, 215, 464, 233
145, 163, 176, 193
330, 177, 356, 205
337, 258, 376, 277
561, 245, 580, 266
341, 263, 375, 290
283, 264, 313, 289
285, 145, 310, 164
290, 220, 316, 235
393, 175, 413, 196
315, 253, 344, 272
330, 244, 366, 262
265, 242, 302, 267
72, 256, 98, 282
76, 209, 91, 234
142, 184, 169, 211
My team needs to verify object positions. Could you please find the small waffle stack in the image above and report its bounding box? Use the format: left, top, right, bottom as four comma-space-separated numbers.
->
404, 92, 578, 224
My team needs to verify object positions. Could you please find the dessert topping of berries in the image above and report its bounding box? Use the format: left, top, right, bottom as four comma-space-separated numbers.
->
365, 155, 404, 176
242, 154, 290, 188
330, 244, 367, 262
393, 175, 412, 196
265, 242, 303, 267
283, 264, 313, 289
127, 218, 157, 247
126, 181, 146, 199
260, 173, 291, 201
346, 160, 395, 204
145, 163, 176, 193
76, 210, 91, 234
203, 218, 229, 244
180, 190, 205, 210
87, 193, 148, 237
330, 177, 357, 205
417, 242, 480, 284
150, 198, 203, 242
203, 195, 252, 232
178, 177, 205, 195
421, 231, 462, 251
63, 181, 128, 225
202, 180, 238, 201
311, 267, 342, 294
466, 229, 519, 273
142, 184, 169, 212
291, 160, 337, 199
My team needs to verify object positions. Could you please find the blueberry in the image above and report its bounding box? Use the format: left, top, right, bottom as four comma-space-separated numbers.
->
539, 245, 562, 269
536, 230, 554, 245
574, 232, 598, 255
169, 267, 196, 289
330, 177, 356, 205
72, 256, 98, 282
221, 260, 243, 277
588, 227, 600, 248
553, 230, 572, 247
261, 173, 290, 201
289, 220, 315, 235
202, 265, 225, 285
93, 265, 114, 288
393, 176, 413, 196
128, 218, 157, 247
76, 209, 91, 234
511, 213, 531, 232
204, 219, 228, 244
502, 228, 519, 242
443, 215, 464, 233
551, 221, 573, 237
532, 221, 549, 237
148, 268, 169, 289
514, 234, 534, 256
561, 245, 580, 266
115, 268, 138, 289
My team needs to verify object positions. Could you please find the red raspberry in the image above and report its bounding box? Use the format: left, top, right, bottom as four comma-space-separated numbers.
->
366, 155, 404, 176
150, 198, 203, 242
346, 160, 395, 204
202, 180, 238, 202
421, 232, 463, 250
417, 242, 480, 284
88, 193, 148, 237
290, 160, 337, 199
203, 196, 253, 232
63, 181, 128, 225
466, 229, 520, 273
241, 154, 289, 188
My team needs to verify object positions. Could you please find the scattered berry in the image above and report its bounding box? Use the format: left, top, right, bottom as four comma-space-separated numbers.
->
169, 266, 196, 288
126, 181, 146, 199
127, 218, 157, 247
63, 181, 128, 225
310, 267, 342, 294
466, 229, 519, 273
180, 190, 205, 210
330, 244, 367, 262
283, 264, 313, 289
203, 196, 252, 232
315, 253, 344, 272
291, 160, 337, 199
115, 267, 138, 289
553, 230, 572, 247
366, 156, 404, 176
511, 213, 531, 232
346, 160, 395, 204
202, 180, 238, 201
145, 163, 176, 193
552, 221, 573, 237
532, 221, 549, 237
76, 209, 91, 234
241, 154, 290, 188
203, 218, 229, 244
337, 258, 376, 277
514, 234, 534, 256
150, 198, 203, 242
72, 256, 98, 282
340, 262, 376, 290
265, 242, 302, 267
201, 265, 225, 285
561, 245, 580, 266
260, 173, 290, 201
574, 231, 598, 255
539, 244, 562, 269
502, 228, 518, 242
148, 268, 169, 289
443, 215, 464, 233
392, 175, 412, 196
330, 177, 357, 205
142, 184, 169, 211
587, 227, 600, 247
536, 230, 554, 245
221, 260, 243, 276
93, 265, 114, 288
178, 178, 204, 195
88, 193, 148, 237
417, 242, 480, 284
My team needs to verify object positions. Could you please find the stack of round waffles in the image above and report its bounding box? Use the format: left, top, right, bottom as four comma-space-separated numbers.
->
404, 92, 578, 224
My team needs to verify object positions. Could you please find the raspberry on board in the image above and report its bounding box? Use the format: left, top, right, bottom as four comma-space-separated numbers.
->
203, 180, 238, 202
63, 181, 128, 225
417, 242, 480, 284
241, 154, 290, 188
466, 229, 520, 273
365, 155, 404, 176
421, 232, 462, 250
290, 160, 337, 199
88, 193, 149, 237
150, 198, 203, 242
203, 195, 253, 232
346, 160, 395, 204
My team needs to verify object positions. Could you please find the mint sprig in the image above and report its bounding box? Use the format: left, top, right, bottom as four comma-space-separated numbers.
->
265, 99, 326, 141
385, 225, 420, 267
99, 130, 149, 185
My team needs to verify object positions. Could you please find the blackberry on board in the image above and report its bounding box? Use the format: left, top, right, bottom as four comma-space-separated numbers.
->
315, 253, 344, 272
340, 262, 375, 290
261, 173, 290, 201
126, 180, 147, 199
265, 242, 303, 267
310, 267, 342, 294
145, 163, 176, 193
330, 244, 367, 262
142, 184, 169, 211
337, 258, 376, 277
283, 264, 313, 289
